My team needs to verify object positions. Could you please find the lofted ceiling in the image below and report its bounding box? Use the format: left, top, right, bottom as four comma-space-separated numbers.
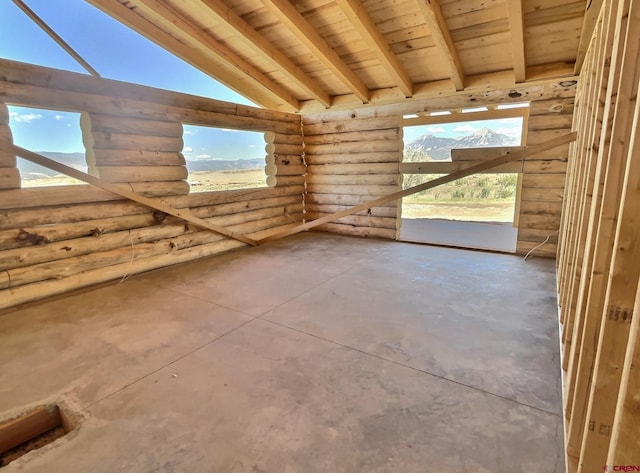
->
85, 0, 598, 113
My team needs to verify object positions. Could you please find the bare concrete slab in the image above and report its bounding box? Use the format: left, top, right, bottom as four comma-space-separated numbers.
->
0, 233, 563, 472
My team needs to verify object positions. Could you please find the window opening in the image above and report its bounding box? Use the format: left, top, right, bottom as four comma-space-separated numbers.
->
182, 125, 268, 193
9, 105, 86, 187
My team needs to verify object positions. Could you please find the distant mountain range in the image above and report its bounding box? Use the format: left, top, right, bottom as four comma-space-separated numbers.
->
18, 152, 87, 179
16, 151, 264, 178
406, 128, 518, 161
19, 128, 515, 178
186, 158, 264, 172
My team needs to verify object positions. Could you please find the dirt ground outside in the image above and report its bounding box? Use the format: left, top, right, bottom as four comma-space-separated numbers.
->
402, 202, 516, 222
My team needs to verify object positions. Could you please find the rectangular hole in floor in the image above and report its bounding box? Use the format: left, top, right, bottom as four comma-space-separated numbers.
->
0, 405, 73, 467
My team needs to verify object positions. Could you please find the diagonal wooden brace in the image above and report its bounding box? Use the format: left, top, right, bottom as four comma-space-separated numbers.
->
259, 131, 578, 244
8, 145, 259, 246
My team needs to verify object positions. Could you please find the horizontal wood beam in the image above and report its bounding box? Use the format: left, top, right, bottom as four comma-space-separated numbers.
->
415, 0, 465, 91
260, 0, 370, 103
8, 145, 258, 246
335, 0, 413, 97
403, 106, 528, 127
259, 132, 577, 243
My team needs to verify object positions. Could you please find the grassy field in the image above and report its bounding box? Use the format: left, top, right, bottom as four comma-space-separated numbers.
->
402, 173, 517, 222
188, 169, 267, 192
22, 169, 516, 222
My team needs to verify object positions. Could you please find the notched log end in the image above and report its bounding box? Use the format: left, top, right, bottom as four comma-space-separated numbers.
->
16, 229, 49, 246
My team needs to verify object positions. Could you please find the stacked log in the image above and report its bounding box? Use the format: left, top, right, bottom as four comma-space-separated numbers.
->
264, 131, 305, 187
302, 116, 402, 239
0, 103, 20, 189
516, 97, 574, 257
0, 185, 303, 310
81, 113, 189, 196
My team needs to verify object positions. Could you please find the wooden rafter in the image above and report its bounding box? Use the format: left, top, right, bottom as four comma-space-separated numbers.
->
198, 0, 331, 107
506, 0, 526, 82
334, 0, 413, 97
86, 0, 295, 111
127, 0, 299, 111
415, 0, 465, 91
260, 0, 370, 103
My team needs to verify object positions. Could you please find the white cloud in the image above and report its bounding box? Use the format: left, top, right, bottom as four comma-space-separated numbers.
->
454, 125, 477, 133
9, 111, 43, 123
495, 127, 521, 137
183, 130, 194, 135
426, 126, 445, 134
221, 128, 241, 132
55, 114, 64, 121
197, 154, 211, 159
248, 145, 256, 148
183, 146, 193, 153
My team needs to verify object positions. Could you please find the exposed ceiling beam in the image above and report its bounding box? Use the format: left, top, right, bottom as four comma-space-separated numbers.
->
128, 0, 300, 111
506, 0, 526, 82
199, 0, 331, 107
86, 0, 296, 111
574, 0, 605, 74
415, 0, 465, 91
260, 0, 370, 103
334, 0, 413, 97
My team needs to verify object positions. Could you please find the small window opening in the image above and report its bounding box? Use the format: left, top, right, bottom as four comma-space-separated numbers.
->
8, 106, 86, 187
182, 125, 268, 193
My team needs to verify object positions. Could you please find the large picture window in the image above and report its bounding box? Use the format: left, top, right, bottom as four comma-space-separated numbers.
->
400, 104, 529, 252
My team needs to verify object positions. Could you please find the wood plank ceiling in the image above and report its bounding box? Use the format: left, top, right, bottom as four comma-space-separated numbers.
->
86, 0, 595, 112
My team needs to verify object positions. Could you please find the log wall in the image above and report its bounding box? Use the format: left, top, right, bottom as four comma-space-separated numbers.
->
0, 103, 20, 190
557, 0, 640, 470
0, 60, 303, 311
302, 116, 402, 239
303, 84, 576, 256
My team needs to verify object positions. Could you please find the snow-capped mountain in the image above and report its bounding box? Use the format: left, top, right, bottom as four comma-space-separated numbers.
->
406, 128, 519, 161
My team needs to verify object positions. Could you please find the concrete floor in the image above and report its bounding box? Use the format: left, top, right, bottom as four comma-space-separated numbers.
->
0, 232, 563, 473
